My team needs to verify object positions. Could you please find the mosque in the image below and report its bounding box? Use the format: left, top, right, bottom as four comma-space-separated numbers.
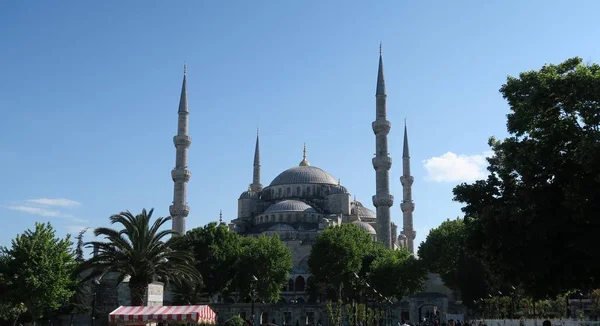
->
86, 49, 462, 326
163, 49, 459, 324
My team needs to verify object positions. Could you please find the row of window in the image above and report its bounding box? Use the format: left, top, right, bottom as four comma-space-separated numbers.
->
255, 213, 320, 224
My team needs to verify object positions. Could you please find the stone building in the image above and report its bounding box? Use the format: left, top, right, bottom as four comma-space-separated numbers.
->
91, 49, 460, 326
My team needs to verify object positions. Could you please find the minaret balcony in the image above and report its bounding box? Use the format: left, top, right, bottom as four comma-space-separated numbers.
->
400, 175, 414, 186
372, 194, 394, 207
400, 201, 415, 213
169, 204, 190, 217
173, 135, 192, 147
171, 168, 191, 182
371, 120, 391, 135
372, 156, 392, 170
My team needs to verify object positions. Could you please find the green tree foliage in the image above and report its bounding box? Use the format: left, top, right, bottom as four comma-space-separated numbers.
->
235, 235, 293, 303
0, 222, 76, 322
308, 224, 375, 300
309, 224, 426, 302
417, 218, 492, 305
178, 222, 241, 297
79, 208, 200, 305
453, 57, 600, 298
60, 228, 92, 319
369, 248, 426, 300
224, 315, 245, 326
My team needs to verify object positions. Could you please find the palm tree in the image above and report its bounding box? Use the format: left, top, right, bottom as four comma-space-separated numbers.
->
80, 208, 200, 306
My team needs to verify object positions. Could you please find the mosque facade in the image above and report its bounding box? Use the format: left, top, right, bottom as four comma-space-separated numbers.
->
162, 50, 449, 324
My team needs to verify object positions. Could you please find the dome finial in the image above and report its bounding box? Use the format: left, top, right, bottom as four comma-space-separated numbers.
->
219, 210, 223, 224
338, 178, 341, 186
299, 143, 310, 166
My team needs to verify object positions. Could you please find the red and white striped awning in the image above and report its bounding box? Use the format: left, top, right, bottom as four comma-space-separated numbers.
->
109, 305, 216, 324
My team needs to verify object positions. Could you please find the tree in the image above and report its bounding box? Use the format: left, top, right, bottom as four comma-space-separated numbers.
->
417, 218, 492, 305
179, 222, 241, 297
308, 224, 374, 301
224, 315, 245, 326
234, 235, 292, 303
60, 228, 92, 324
368, 249, 426, 300
590, 289, 600, 318
453, 57, 600, 298
0, 222, 76, 324
79, 208, 200, 305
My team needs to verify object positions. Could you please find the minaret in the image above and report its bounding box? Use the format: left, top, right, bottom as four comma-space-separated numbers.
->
400, 120, 416, 253
372, 45, 394, 248
169, 64, 191, 235
249, 129, 263, 192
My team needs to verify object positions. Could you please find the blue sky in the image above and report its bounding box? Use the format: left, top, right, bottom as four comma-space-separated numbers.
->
1, 1, 599, 252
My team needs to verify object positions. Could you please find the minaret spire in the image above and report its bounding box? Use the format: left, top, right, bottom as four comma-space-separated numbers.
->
170, 64, 192, 235
400, 121, 416, 253
299, 143, 310, 166
250, 128, 263, 192
372, 46, 394, 248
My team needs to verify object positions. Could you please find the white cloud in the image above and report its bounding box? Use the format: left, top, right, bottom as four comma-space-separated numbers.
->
423, 151, 493, 183
27, 198, 81, 208
6, 205, 64, 217
3, 198, 88, 224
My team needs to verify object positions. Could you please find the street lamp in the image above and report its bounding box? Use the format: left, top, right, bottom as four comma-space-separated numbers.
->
578, 292, 584, 319
509, 286, 516, 319
91, 273, 106, 326
250, 275, 259, 326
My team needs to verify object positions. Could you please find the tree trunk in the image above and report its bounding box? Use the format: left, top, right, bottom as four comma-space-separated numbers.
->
129, 280, 149, 306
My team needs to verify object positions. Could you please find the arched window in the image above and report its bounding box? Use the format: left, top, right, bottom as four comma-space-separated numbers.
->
306, 187, 311, 196
278, 188, 282, 197
287, 187, 291, 196
295, 276, 306, 292
296, 186, 301, 196
288, 279, 294, 292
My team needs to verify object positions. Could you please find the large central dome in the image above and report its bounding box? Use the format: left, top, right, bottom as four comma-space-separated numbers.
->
269, 166, 338, 186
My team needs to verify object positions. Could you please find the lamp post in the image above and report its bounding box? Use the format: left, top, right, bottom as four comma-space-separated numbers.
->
578, 292, 584, 319
352, 273, 361, 326
479, 298, 484, 319
91, 273, 105, 326
250, 275, 258, 326
508, 287, 515, 319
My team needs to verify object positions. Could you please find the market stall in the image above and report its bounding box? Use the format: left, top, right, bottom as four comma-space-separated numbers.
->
109, 305, 216, 325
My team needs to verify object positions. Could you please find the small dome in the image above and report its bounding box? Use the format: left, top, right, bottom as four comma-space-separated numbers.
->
239, 190, 258, 200
268, 223, 296, 232
351, 202, 377, 220
264, 200, 316, 213
329, 185, 348, 194
398, 234, 408, 240
269, 166, 338, 186
352, 221, 377, 235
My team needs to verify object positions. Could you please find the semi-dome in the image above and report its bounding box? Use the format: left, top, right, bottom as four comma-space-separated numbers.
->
269, 166, 338, 186
268, 223, 296, 232
264, 200, 316, 213
239, 190, 258, 200
352, 221, 377, 235
351, 201, 377, 220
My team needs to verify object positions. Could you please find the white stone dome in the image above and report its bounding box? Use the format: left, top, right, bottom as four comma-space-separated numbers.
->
352, 221, 377, 235
269, 166, 338, 186
264, 200, 317, 213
